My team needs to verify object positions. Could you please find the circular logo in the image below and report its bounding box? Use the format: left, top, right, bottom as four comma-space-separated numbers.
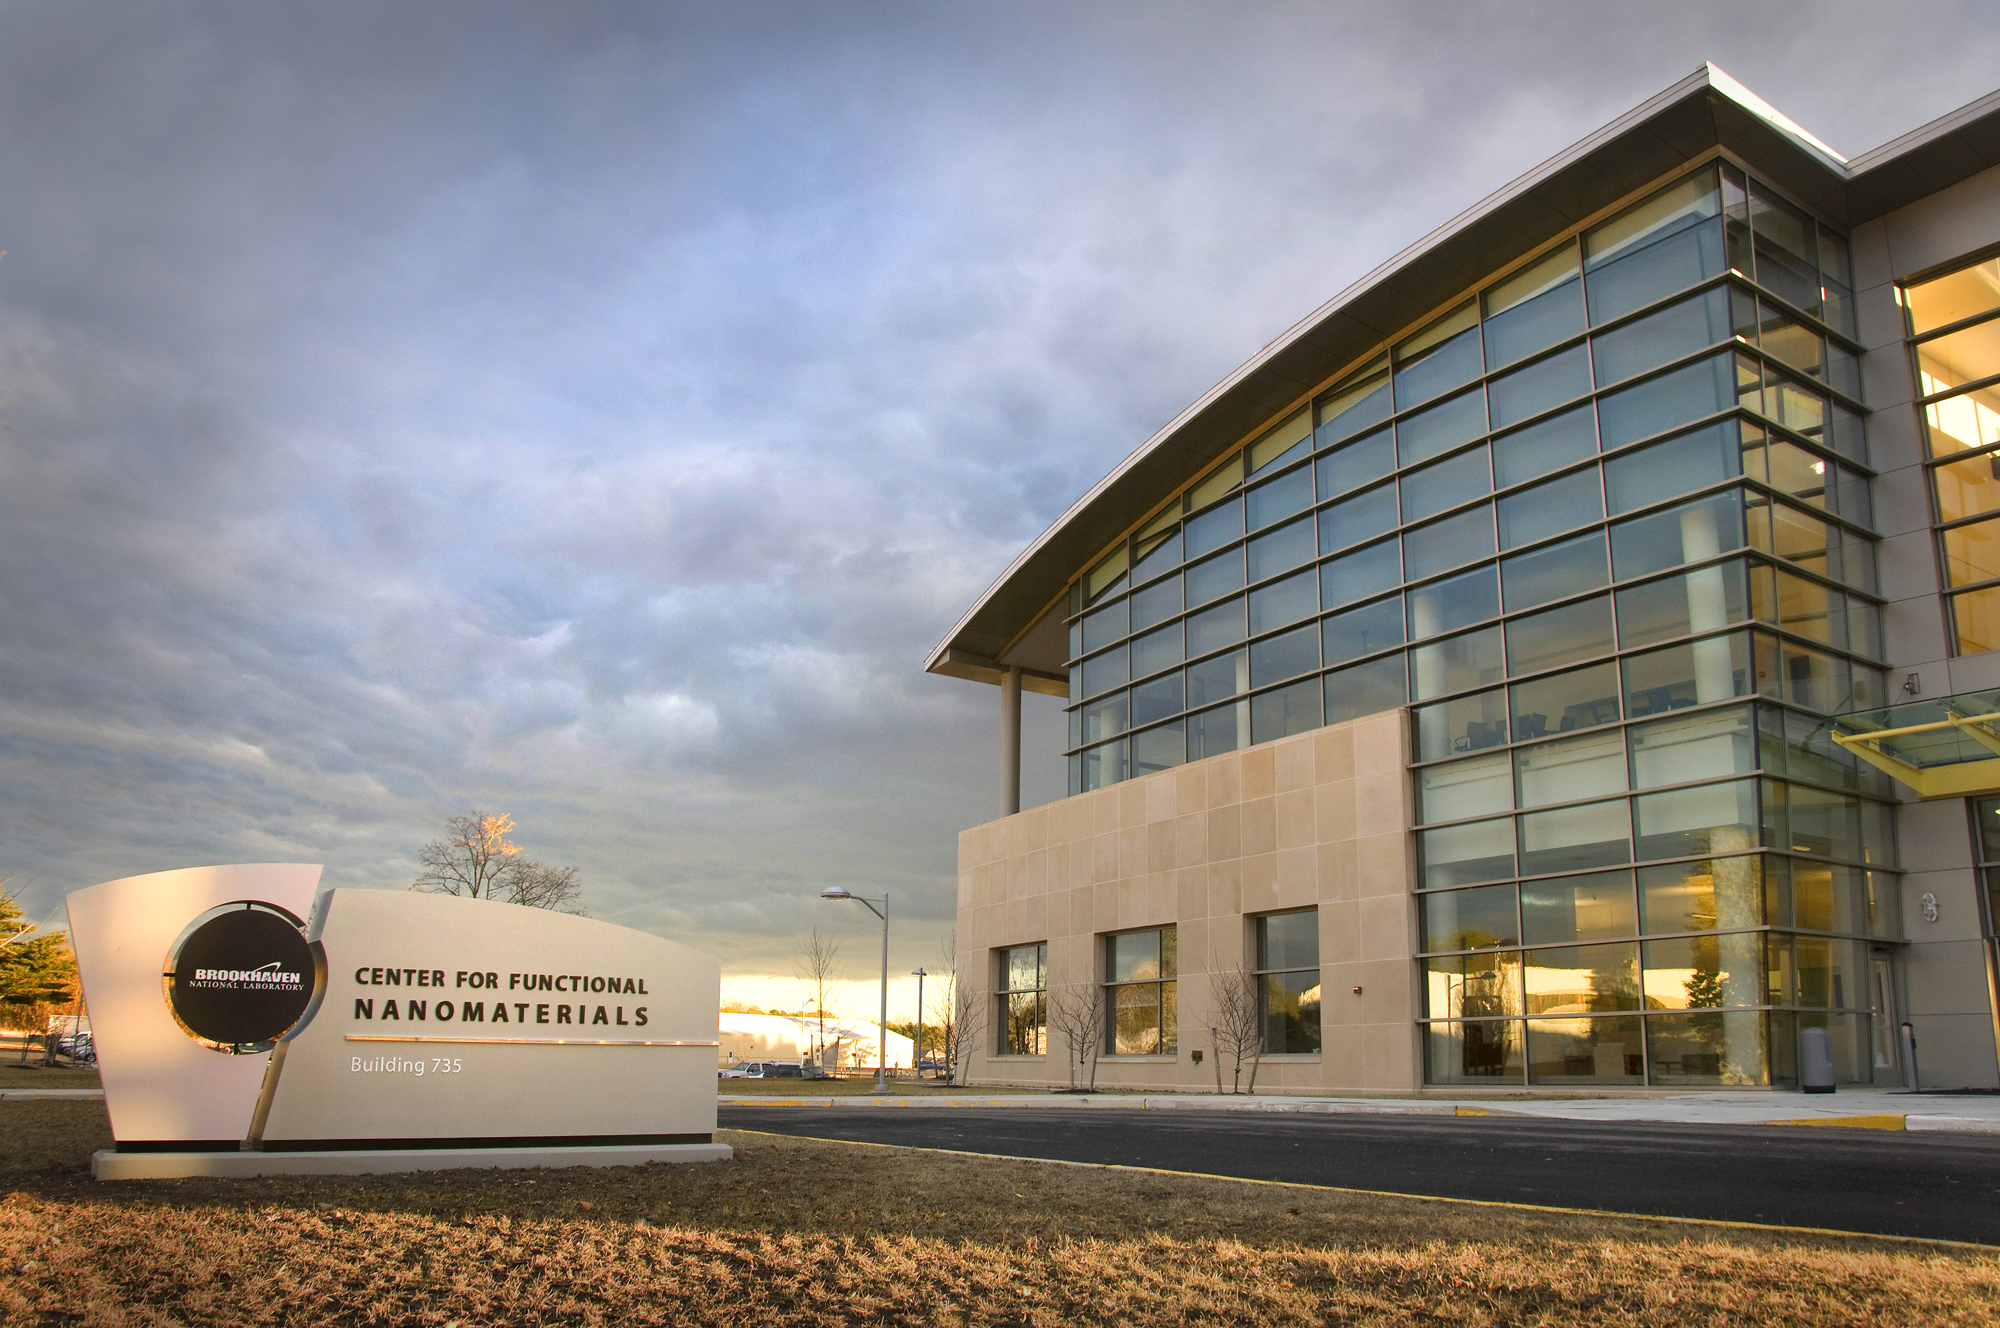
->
163, 902, 318, 1052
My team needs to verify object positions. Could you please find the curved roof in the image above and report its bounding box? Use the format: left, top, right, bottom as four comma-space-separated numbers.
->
926, 64, 2000, 692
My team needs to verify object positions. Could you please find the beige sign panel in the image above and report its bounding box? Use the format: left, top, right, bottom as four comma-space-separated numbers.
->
68, 867, 721, 1154
67, 864, 323, 1145
257, 889, 719, 1146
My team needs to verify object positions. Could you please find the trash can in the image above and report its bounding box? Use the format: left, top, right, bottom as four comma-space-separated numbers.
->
1800, 1026, 1836, 1094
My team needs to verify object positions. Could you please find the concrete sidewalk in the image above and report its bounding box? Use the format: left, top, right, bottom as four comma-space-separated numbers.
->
719, 1088, 2000, 1133
1, 1088, 104, 1101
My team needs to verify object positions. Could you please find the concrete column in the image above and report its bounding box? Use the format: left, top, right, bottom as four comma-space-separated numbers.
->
1000, 665, 1022, 818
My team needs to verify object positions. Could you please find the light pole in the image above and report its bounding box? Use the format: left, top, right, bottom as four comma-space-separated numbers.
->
820, 886, 891, 1094
911, 967, 927, 1081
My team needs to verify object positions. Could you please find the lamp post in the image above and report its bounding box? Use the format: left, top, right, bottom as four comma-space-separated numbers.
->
911, 967, 927, 1081
820, 886, 891, 1094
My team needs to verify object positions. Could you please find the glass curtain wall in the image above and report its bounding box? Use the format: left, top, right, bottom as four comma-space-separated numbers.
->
996, 943, 1047, 1055
1061, 160, 1873, 800
1904, 257, 2000, 652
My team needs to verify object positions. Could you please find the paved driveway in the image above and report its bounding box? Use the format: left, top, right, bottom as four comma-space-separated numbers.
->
721, 1104, 2000, 1244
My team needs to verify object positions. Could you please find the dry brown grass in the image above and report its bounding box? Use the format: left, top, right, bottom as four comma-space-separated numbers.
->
2, 1100, 1997, 1325
0, 1065, 100, 1090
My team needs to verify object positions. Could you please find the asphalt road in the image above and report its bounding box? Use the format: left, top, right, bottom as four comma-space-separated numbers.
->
720, 1104, 2000, 1244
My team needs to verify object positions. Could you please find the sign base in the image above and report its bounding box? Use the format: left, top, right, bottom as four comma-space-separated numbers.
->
91, 1141, 732, 1181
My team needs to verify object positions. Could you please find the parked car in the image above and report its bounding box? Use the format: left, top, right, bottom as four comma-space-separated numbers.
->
718, 1061, 804, 1079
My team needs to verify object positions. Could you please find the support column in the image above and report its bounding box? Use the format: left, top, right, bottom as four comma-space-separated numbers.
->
1000, 665, 1022, 818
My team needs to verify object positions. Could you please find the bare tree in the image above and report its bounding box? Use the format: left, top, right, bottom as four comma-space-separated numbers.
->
1208, 967, 1265, 1094
793, 928, 845, 1069
1047, 982, 1105, 1092
927, 938, 986, 1087
412, 813, 585, 913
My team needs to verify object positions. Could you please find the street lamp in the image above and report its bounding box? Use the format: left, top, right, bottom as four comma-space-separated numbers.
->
820, 885, 891, 1094
910, 967, 927, 1081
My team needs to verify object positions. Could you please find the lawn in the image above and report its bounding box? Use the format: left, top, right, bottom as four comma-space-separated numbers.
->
2, 1099, 1996, 1325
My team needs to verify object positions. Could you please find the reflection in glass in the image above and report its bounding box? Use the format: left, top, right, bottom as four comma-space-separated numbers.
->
1528, 1015, 1643, 1084
1582, 168, 1723, 324
1515, 729, 1625, 809
1425, 1020, 1524, 1085
1324, 652, 1407, 725
1397, 386, 1489, 466
1638, 857, 1763, 933
1518, 799, 1631, 876
1318, 481, 1399, 554
1524, 943, 1639, 1014
1621, 631, 1751, 716
1317, 357, 1392, 444
1245, 466, 1313, 533
1507, 595, 1616, 675
1645, 1009, 1767, 1085
1423, 883, 1519, 951
1615, 562, 1748, 649
1502, 531, 1609, 611
1080, 692, 1128, 744
1597, 355, 1737, 451
1521, 870, 1636, 945
1627, 706, 1754, 789
1186, 596, 1245, 657
1248, 567, 1317, 634
1403, 506, 1494, 580
1186, 548, 1244, 607
1132, 720, 1185, 776
1323, 595, 1405, 666
1421, 818, 1515, 888
1407, 565, 1500, 640
1185, 650, 1246, 709
1497, 468, 1604, 550
1634, 779, 1758, 861
1130, 574, 1183, 632
1643, 933, 1762, 1010
1394, 302, 1482, 409
1320, 538, 1401, 609
1488, 344, 1591, 428
1250, 624, 1318, 688
1130, 622, 1183, 679
1183, 495, 1243, 559
1483, 244, 1584, 369
1603, 417, 1742, 513
1511, 661, 1620, 739
1611, 489, 1746, 580
1415, 687, 1507, 759
1401, 445, 1492, 522
1251, 677, 1322, 746
1424, 951, 1523, 1019
1493, 405, 1597, 487
1317, 426, 1396, 497
1418, 752, 1511, 824
1247, 409, 1313, 478
1591, 287, 1731, 386
1410, 625, 1504, 701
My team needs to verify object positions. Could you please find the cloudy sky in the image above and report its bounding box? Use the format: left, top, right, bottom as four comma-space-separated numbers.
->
3, 2, 1995, 1016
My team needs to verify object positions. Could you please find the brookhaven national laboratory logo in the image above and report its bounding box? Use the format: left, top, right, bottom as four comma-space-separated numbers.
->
163, 901, 320, 1052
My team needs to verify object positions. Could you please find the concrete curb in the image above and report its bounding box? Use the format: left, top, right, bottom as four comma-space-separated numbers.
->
0, 1089, 104, 1101
718, 1094, 1452, 1116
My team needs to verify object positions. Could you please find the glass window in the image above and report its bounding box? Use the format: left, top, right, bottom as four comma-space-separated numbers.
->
1488, 344, 1591, 429
1132, 509, 1181, 585
1130, 574, 1183, 633
1924, 383, 2000, 457
1591, 287, 1732, 386
1080, 692, 1129, 745
1616, 561, 1748, 648
1407, 564, 1499, 640
1611, 489, 1745, 580
1403, 507, 1494, 581
1396, 386, 1488, 466
1507, 595, 1615, 675
1394, 301, 1482, 409
1933, 447, 2000, 525
1497, 469, 1603, 550
1646, 1008, 1766, 1085
1603, 420, 1742, 517
1414, 687, 1507, 760
1483, 244, 1584, 369
1643, 933, 1762, 1010
1943, 513, 2000, 588
1906, 257, 2000, 335
1130, 622, 1182, 679
1527, 1014, 1643, 1085
1635, 779, 1758, 861
1184, 497, 1243, 560
1639, 857, 1763, 933
1324, 652, 1407, 725
1104, 928, 1176, 1055
1316, 358, 1392, 445
1952, 585, 2000, 655
1082, 599, 1128, 654
1493, 405, 1597, 488
1081, 645, 1128, 698
1251, 676, 1322, 745
1621, 631, 1751, 716
1518, 799, 1630, 876
1746, 297, 1825, 381
1502, 531, 1608, 611
1424, 1019, 1524, 1085
1748, 183, 1819, 314
1186, 548, 1243, 608
1248, 409, 1313, 479
1424, 951, 1523, 1020
1582, 169, 1724, 325
1246, 464, 1314, 533
1522, 870, 1636, 945
1249, 567, 1317, 634
1248, 518, 1316, 585
1186, 649, 1246, 709
1789, 861, 1865, 934
1186, 452, 1245, 515
1410, 625, 1504, 701
1423, 883, 1519, 951
1597, 354, 1737, 451
1320, 537, 1402, 610
1131, 672, 1183, 728
1080, 737, 1129, 791
1402, 445, 1492, 523
1318, 481, 1399, 554
1323, 595, 1404, 666
996, 943, 1047, 1055
1422, 818, 1515, 888
1251, 622, 1319, 688
1628, 706, 1754, 790
1510, 661, 1619, 740
1185, 596, 1245, 657
1419, 752, 1512, 824
1085, 545, 1129, 605
1317, 426, 1395, 499
1525, 943, 1640, 1014
1256, 911, 1321, 1055
1188, 701, 1244, 761
1515, 729, 1625, 809
1133, 720, 1186, 776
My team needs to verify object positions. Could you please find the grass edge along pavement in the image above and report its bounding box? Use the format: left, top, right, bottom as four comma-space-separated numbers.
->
4, 1100, 2000, 1325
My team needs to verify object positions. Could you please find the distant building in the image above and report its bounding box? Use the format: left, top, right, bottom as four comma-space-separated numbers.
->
931, 66, 2000, 1092
717, 1011, 915, 1070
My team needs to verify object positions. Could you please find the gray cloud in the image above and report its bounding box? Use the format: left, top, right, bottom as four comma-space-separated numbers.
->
2, 0, 1995, 987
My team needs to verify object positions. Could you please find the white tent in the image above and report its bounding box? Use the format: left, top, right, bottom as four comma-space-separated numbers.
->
716, 1012, 913, 1069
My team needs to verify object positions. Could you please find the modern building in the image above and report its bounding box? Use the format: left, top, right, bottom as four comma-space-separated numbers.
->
928, 65, 2000, 1092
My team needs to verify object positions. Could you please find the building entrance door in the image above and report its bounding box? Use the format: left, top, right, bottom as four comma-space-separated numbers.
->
1869, 955, 1898, 1078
